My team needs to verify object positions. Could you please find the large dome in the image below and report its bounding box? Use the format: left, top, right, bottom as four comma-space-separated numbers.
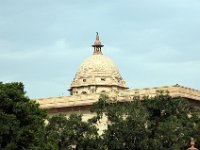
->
69, 33, 127, 95
71, 54, 127, 87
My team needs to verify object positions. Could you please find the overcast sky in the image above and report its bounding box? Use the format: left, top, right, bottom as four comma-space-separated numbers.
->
1, 0, 200, 99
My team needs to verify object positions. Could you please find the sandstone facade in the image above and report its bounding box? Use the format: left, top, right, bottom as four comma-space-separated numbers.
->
35, 33, 200, 117
69, 33, 127, 95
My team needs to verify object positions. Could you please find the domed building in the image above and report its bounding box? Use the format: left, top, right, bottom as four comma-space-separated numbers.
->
69, 33, 127, 95
36, 33, 200, 116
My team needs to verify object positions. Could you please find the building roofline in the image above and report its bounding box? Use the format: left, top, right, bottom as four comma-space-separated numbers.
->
35, 84, 200, 110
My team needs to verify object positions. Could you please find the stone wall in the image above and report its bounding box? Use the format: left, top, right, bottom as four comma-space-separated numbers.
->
36, 84, 200, 116
35, 84, 200, 135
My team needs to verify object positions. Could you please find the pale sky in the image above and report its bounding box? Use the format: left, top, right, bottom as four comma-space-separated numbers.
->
1, 0, 200, 98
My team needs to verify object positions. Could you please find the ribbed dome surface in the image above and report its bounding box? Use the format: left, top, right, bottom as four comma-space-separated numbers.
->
70, 54, 127, 88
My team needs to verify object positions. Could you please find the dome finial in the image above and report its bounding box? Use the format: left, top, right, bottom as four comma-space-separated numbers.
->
92, 32, 104, 55
96, 32, 99, 40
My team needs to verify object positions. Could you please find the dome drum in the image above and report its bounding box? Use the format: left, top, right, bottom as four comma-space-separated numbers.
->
70, 85, 127, 95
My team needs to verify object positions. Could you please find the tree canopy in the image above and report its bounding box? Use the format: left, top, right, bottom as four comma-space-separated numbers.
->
1, 82, 200, 149
0, 82, 47, 149
91, 92, 200, 150
45, 114, 102, 150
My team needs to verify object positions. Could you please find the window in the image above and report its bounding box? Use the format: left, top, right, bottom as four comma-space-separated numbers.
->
82, 91, 87, 94
73, 91, 78, 94
91, 88, 95, 93
83, 79, 86, 82
101, 78, 105, 81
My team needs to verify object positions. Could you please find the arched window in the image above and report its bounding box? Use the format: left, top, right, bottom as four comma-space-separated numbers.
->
82, 91, 87, 94
101, 78, 105, 81
73, 91, 78, 95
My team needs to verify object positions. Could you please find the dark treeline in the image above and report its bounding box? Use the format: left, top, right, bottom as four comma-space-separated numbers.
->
1, 82, 200, 150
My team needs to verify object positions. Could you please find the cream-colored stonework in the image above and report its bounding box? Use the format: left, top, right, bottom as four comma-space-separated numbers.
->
36, 84, 200, 111
70, 54, 127, 95
69, 33, 127, 95
36, 84, 200, 134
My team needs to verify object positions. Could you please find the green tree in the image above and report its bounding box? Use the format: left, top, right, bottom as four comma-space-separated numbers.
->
46, 114, 103, 150
0, 82, 47, 150
143, 92, 200, 150
91, 93, 200, 150
2, 82, 199, 149
91, 95, 149, 150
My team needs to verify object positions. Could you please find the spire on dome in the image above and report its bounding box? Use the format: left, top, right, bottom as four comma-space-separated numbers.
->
96, 32, 99, 40
92, 32, 104, 55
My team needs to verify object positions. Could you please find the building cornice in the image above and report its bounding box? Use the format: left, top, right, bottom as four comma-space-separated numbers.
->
35, 84, 200, 110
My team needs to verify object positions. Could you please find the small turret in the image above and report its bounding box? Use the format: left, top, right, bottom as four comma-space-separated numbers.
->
92, 32, 104, 55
